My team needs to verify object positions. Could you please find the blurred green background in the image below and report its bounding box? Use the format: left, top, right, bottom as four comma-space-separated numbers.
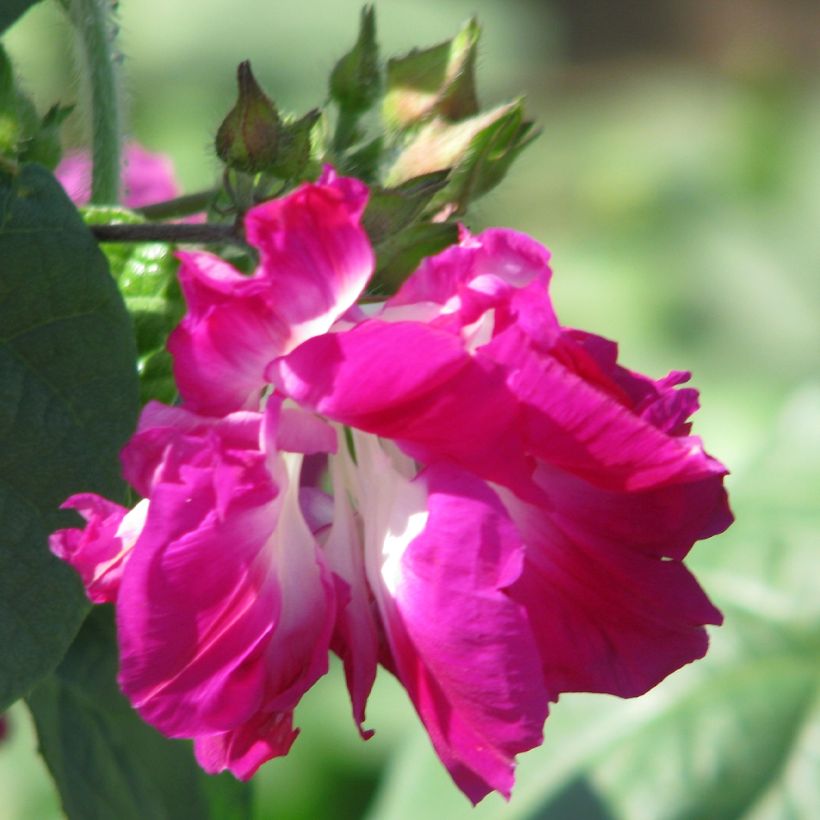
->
2, 1, 818, 818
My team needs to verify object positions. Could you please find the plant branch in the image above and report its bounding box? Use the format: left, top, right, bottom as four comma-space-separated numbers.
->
137, 189, 217, 220
90, 222, 248, 247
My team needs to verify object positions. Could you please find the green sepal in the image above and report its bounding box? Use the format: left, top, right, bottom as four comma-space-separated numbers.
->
363, 170, 450, 245
373, 221, 459, 294
383, 18, 480, 130
330, 5, 380, 114
0, 45, 68, 170
341, 135, 383, 183
268, 108, 321, 179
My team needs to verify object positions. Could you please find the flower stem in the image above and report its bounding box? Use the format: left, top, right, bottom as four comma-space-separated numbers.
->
60, 0, 122, 204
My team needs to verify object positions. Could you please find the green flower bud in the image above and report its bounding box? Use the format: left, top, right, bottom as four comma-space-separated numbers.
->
383, 18, 480, 130
216, 61, 281, 174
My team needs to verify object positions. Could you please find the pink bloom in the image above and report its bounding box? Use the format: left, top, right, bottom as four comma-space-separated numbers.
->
52, 171, 731, 803
56, 142, 180, 207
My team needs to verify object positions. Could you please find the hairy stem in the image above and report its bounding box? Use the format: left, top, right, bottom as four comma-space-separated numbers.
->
61, 0, 122, 203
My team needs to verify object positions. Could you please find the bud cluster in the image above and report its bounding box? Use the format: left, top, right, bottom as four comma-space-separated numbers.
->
213, 6, 537, 291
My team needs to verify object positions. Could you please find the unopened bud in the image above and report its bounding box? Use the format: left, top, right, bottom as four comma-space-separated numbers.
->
215, 61, 281, 174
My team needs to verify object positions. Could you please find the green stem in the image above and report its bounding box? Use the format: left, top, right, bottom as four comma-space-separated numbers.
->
61, 0, 122, 203
332, 108, 360, 155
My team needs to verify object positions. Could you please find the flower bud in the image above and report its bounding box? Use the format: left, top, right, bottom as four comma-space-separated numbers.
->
215, 61, 281, 174
383, 18, 480, 130
386, 99, 537, 216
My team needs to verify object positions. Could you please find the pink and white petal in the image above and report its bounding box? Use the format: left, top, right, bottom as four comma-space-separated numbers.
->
117, 453, 282, 736
390, 227, 552, 308
269, 320, 533, 493
194, 709, 299, 780
323, 449, 378, 736
117, 421, 334, 738
50, 495, 148, 604
259, 452, 337, 714
278, 405, 338, 455
498, 484, 723, 699
244, 174, 373, 345
168, 253, 289, 415
355, 436, 548, 803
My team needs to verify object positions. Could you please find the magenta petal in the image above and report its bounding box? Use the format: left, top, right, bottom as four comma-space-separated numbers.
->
121, 402, 262, 498
355, 438, 547, 803
244, 174, 373, 343
117, 413, 335, 741
270, 321, 532, 491
49, 494, 147, 603
168, 252, 289, 415
499, 477, 724, 699
194, 710, 299, 780
485, 325, 726, 491
390, 227, 552, 307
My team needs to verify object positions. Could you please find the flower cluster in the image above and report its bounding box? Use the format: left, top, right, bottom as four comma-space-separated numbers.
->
51, 170, 731, 803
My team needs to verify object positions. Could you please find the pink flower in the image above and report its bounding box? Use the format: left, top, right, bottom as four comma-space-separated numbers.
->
55, 142, 180, 207
52, 170, 731, 803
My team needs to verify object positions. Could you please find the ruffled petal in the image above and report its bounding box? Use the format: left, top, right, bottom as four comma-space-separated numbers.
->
269, 320, 533, 493
116, 406, 335, 745
194, 710, 298, 780
483, 324, 727, 491
354, 435, 547, 803
49, 495, 148, 604
167, 173, 373, 416
390, 227, 552, 308
498, 468, 725, 699
244, 171, 373, 344
168, 251, 290, 415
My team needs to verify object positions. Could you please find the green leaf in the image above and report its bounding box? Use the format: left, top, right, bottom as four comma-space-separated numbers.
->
0, 164, 138, 709
368, 387, 820, 820
0, 0, 43, 35
27, 607, 253, 820
363, 170, 450, 245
